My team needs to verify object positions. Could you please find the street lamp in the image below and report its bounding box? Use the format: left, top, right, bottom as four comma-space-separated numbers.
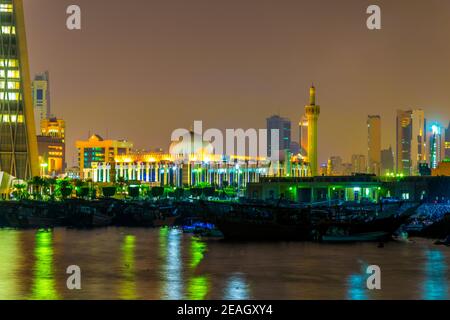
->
40, 163, 48, 177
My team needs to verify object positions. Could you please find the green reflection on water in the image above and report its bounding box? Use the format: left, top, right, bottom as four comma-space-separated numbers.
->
30, 230, 59, 300
0, 230, 20, 299
187, 237, 209, 300
120, 235, 137, 300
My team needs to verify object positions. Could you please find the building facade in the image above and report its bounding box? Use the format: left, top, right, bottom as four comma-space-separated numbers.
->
381, 146, 394, 176
76, 134, 133, 178
396, 109, 427, 176
0, 0, 39, 179
32, 71, 50, 133
351, 154, 367, 174
267, 115, 291, 158
84, 144, 310, 188
428, 123, 446, 169
37, 117, 66, 176
444, 121, 450, 160
367, 115, 381, 175
298, 115, 308, 158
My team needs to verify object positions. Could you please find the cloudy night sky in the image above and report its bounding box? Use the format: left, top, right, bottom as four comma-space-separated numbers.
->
23, 0, 450, 166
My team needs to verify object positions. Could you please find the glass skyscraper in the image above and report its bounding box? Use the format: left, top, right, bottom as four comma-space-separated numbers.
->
0, 0, 38, 179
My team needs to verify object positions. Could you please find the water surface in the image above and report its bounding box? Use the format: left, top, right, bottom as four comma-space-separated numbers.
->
0, 228, 448, 300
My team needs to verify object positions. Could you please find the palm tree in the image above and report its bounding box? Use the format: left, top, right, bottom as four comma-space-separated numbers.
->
28, 176, 44, 200
12, 183, 28, 200
56, 179, 73, 200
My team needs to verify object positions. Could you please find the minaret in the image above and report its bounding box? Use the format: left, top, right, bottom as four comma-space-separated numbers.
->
305, 85, 320, 176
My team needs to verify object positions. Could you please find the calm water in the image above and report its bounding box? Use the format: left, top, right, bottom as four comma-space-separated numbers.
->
0, 227, 449, 300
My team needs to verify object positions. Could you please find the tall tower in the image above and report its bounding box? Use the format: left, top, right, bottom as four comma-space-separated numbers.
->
32, 71, 51, 133
0, 0, 39, 179
367, 115, 381, 175
305, 85, 320, 176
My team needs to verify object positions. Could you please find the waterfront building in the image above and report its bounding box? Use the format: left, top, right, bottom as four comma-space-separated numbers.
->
396, 109, 427, 176
247, 175, 450, 204
351, 154, 367, 174
0, 0, 39, 179
381, 146, 394, 176
37, 117, 66, 176
76, 134, 133, 179
266, 115, 291, 158
367, 115, 381, 175
428, 123, 446, 169
298, 115, 308, 158
31, 71, 50, 132
84, 133, 310, 187
305, 86, 320, 176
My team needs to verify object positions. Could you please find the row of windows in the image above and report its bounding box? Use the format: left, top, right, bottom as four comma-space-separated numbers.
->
1, 26, 15, 34
0, 92, 20, 100
0, 4, 13, 12
0, 114, 24, 123
0, 70, 20, 78
0, 81, 19, 89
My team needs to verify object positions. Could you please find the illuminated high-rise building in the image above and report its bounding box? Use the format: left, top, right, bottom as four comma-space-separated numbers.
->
428, 123, 445, 169
445, 122, 450, 160
32, 71, 50, 132
266, 115, 291, 157
0, 0, 39, 179
367, 115, 381, 175
298, 115, 308, 158
327, 156, 343, 176
305, 85, 320, 176
396, 109, 427, 176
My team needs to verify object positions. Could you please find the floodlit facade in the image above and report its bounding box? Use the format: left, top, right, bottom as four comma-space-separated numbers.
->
0, 0, 39, 179
37, 117, 66, 176
83, 135, 310, 187
305, 86, 320, 176
298, 115, 308, 158
76, 134, 133, 178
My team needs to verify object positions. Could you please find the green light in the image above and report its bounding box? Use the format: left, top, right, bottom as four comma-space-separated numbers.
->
31, 230, 59, 300
0, 230, 20, 299
120, 235, 137, 300
187, 276, 209, 300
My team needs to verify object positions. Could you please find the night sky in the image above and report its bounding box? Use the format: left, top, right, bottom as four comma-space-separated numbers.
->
23, 0, 450, 166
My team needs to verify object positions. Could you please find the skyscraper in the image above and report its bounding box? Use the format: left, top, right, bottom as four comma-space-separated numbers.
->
396, 109, 426, 176
32, 71, 51, 132
305, 85, 320, 176
381, 146, 394, 175
351, 154, 367, 174
367, 115, 381, 175
327, 156, 343, 176
298, 115, 308, 158
0, 0, 39, 179
266, 115, 291, 158
428, 123, 445, 169
445, 121, 450, 160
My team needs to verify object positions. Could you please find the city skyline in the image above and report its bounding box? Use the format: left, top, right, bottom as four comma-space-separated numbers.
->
23, 0, 450, 166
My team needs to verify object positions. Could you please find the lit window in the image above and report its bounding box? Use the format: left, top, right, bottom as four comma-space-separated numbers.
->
1, 26, 15, 34
0, 59, 18, 68
0, 4, 13, 12
0, 70, 20, 78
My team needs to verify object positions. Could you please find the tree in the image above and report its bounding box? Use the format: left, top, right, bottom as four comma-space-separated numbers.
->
28, 176, 44, 200
56, 179, 73, 200
12, 183, 28, 200
151, 187, 165, 199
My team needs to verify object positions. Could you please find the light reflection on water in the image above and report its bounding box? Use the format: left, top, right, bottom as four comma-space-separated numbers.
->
0, 228, 448, 300
422, 250, 449, 300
